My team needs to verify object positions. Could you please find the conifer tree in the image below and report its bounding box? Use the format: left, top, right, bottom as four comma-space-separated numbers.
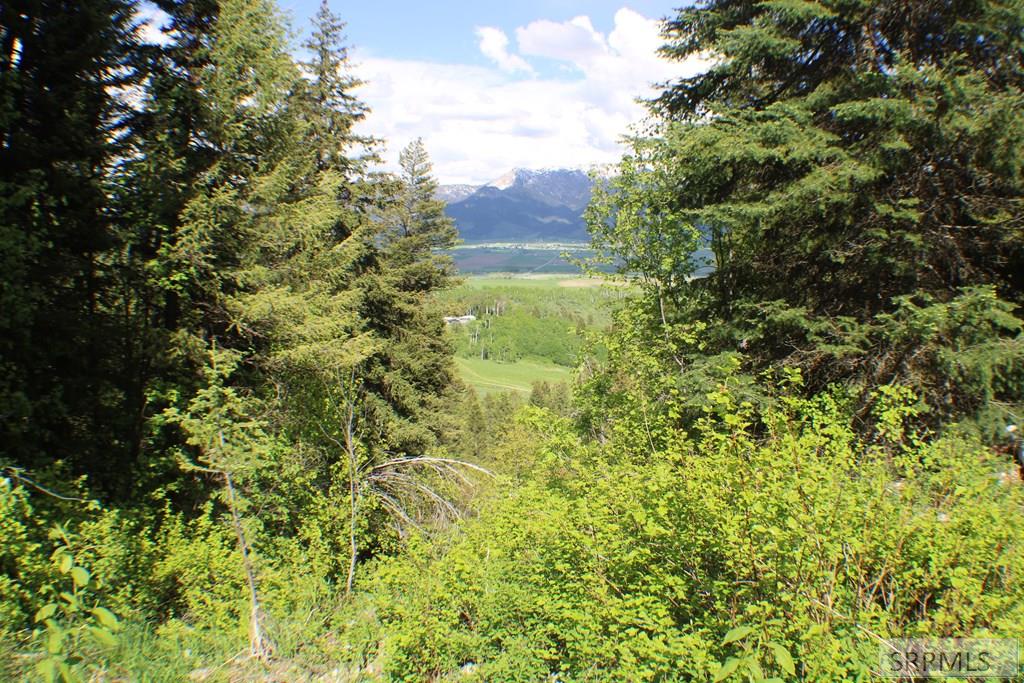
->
300, 0, 375, 176
592, 0, 1024, 427
355, 139, 461, 454
0, 0, 141, 490
395, 138, 459, 248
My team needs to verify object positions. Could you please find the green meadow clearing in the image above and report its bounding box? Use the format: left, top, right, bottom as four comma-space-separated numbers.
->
454, 356, 572, 394
440, 274, 627, 395
453, 272, 623, 290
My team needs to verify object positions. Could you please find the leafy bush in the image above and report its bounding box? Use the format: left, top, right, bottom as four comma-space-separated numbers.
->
29, 529, 123, 682
363, 389, 1024, 682
151, 510, 247, 634
0, 478, 47, 634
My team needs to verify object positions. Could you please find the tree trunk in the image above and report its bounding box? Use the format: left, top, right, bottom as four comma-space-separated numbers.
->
343, 399, 359, 595
219, 429, 273, 661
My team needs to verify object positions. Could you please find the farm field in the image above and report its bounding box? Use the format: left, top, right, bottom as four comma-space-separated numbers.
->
441, 274, 629, 395
454, 356, 572, 395
455, 273, 624, 290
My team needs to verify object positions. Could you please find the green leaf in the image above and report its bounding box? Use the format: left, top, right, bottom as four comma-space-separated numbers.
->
36, 658, 57, 682
70, 566, 90, 588
35, 603, 58, 623
46, 627, 64, 655
723, 625, 754, 644
58, 554, 72, 574
91, 607, 120, 631
802, 623, 827, 640
769, 642, 795, 675
88, 625, 119, 648
714, 657, 741, 682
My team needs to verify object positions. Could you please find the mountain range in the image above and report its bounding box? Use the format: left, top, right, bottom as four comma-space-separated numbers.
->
438, 168, 593, 243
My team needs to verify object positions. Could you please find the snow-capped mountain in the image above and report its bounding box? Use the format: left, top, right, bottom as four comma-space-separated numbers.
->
435, 184, 479, 205
484, 168, 593, 211
438, 168, 594, 243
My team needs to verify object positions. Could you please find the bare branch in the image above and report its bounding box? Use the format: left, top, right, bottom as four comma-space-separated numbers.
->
375, 491, 425, 533
1, 467, 89, 503
371, 456, 494, 478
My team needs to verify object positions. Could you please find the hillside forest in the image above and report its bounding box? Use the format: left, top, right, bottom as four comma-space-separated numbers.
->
2, 0, 1024, 681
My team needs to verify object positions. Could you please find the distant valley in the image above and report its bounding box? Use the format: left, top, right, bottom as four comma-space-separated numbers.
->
438, 168, 593, 244
437, 168, 703, 276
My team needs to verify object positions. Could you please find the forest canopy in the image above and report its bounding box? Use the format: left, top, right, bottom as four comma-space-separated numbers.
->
1, 0, 1022, 681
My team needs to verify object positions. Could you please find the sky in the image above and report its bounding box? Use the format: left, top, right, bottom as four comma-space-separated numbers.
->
142, 1, 708, 185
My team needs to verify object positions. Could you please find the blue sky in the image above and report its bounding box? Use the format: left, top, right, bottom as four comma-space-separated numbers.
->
140, 1, 707, 184
277, 1, 685, 71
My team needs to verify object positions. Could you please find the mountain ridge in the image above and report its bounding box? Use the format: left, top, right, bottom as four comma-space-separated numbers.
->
439, 168, 594, 243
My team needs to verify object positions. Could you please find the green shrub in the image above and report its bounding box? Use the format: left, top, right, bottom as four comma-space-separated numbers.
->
363, 388, 1024, 682
0, 478, 46, 633
28, 528, 124, 682
151, 509, 247, 634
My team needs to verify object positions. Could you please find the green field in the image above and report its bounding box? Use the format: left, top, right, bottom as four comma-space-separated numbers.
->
454, 273, 619, 289
454, 356, 572, 395
442, 275, 627, 395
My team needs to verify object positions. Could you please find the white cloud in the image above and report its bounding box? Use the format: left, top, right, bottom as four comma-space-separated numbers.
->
136, 3, 171, 45
475, 27, 534, 75
516, 16, 607, 64
354, 8, 712, 185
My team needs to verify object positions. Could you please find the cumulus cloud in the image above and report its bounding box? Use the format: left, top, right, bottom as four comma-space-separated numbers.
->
355, 8, 712, 184
356, 57, 626, 184
516, 16, 607, 64
475, 27, 534, 75
135, 3, 171, 45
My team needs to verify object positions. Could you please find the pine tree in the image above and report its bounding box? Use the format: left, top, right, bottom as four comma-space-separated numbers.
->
395, 138, 459, 248
0, 0, 141, 490
300, 0, 375, 176
592, 0, 1024, 427
354, 139, 461, 455
649, 0, 1024, 314
103, 0, 224, 499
